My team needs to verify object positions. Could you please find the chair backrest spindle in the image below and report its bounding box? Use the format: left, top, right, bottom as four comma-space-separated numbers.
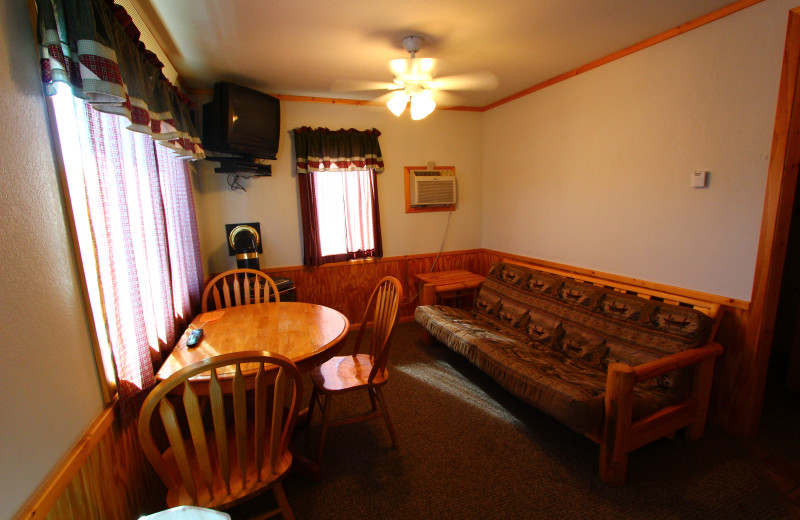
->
232, 363, 248, 488
183, 380, 215, 500
231, 276, 242, 307
159, 398, 197, 503
253, 361, 268, 481
208, 369, 231, 495
201, 269, 280, 312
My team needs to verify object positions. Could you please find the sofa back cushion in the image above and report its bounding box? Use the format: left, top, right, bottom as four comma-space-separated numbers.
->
474, 262, 713, 389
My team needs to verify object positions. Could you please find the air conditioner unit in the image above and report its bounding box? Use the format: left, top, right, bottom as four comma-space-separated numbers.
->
411, 172, 457, 206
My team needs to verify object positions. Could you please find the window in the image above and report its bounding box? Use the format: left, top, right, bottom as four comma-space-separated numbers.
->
293, 127, 385, 267
50, 86, 204, 417
314, 169, 380, 259
299, 169, 383, 266
35, 0, 205, 421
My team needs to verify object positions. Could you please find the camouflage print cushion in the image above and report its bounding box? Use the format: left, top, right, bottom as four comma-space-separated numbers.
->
475, 262, 714, 391
414, 262, 714, 434
415, 304, 677, 434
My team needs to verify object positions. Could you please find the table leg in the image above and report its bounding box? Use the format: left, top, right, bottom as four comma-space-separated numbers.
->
420, 281, 436, 306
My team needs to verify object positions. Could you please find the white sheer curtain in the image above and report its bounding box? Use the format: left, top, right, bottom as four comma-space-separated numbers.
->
52, 86, 203, 420
313, 170, 376, 257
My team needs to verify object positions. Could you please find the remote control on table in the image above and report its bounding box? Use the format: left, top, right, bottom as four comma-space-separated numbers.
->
186, 328, 203, 347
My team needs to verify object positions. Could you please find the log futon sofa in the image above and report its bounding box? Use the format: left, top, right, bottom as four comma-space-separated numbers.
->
414, 260, 723, 485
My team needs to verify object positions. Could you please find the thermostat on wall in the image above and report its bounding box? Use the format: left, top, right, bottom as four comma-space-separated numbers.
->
692, 170, 709, 188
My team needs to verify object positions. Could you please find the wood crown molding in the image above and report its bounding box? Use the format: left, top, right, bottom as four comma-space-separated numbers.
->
232, 0, 767, 113
482, 0, 768, 111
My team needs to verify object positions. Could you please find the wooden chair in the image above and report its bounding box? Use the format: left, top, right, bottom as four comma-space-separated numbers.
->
202, 269, 280, 312
138, 351, 303, 519
306, 276, 403, 467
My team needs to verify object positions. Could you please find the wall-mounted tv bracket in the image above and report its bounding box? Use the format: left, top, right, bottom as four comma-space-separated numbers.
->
213, 157, 272, 176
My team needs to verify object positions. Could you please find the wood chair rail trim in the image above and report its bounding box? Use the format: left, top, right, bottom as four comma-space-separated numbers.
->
495, 252, 746, 310
502, 259, 722, 319
13, 402, 117, 520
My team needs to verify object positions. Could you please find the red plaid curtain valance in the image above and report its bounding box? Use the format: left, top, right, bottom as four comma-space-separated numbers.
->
293, 126, 384, 174
35, 0, 204, 159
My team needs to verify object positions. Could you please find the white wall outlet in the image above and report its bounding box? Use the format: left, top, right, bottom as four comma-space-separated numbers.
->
692, 170, 709, 188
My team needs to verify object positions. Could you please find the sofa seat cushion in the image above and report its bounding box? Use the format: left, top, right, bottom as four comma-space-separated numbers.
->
415, 304, 677, 434
474, 262, 714, 392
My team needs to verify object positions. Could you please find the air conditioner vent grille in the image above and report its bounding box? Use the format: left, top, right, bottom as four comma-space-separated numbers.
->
412, 175, 456, 206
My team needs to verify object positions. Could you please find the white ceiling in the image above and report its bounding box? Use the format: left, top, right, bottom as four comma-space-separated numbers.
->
131, 0, 740, 108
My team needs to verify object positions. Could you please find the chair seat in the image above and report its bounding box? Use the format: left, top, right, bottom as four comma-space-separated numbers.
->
311, 354, 388, 392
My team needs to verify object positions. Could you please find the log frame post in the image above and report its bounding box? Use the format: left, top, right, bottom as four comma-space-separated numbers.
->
600, 362, 636, 486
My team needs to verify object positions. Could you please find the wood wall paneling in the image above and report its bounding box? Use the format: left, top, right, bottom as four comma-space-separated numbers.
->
263, 249, 486, 325
14, 406, 164, 520
224, 242, 783, 439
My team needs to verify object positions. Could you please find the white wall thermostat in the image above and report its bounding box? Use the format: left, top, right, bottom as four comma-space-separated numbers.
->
692, 170, 709, 188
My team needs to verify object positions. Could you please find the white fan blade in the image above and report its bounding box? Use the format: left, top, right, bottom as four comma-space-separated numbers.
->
390, 57, 437, 79
431, 90, 465, 107
432, 70, 498, 91
330, 78, 396, 92
373, 92, 397, 105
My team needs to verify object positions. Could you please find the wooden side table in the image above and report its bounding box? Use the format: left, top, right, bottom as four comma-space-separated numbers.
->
415, 270, 486, 307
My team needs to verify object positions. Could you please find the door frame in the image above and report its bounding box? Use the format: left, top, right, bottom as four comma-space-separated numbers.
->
740, 6, 800, 437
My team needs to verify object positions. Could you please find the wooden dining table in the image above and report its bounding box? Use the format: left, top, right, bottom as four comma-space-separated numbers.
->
156, 302, 350, 387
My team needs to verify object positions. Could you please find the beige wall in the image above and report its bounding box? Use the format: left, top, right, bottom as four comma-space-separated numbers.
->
193, 102, 484, 275
482, 0, 795, 302
0, 2, 104, 518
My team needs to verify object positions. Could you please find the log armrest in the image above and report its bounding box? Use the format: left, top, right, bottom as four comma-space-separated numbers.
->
629, 342, 724, 383
599, 342, 724, 486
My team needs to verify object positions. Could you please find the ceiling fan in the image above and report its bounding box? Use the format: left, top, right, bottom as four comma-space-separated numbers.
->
332, 35, 498, 120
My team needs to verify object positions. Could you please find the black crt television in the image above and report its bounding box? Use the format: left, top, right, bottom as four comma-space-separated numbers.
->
202, 82, 280, 161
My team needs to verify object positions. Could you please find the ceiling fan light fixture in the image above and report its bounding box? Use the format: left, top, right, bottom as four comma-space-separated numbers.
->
410, 90, 436, 120
336, 33, 494, 120
387, 91, 410, 116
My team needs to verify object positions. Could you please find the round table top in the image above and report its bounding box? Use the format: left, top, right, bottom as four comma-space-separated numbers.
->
156, 302, 350, 381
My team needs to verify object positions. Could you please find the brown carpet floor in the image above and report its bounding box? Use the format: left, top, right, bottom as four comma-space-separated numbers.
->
231, 321, 795, 520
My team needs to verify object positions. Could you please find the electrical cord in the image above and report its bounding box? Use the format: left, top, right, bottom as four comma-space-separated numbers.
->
429, 209, 454, 273
227, 174, 247, 191
400, 210, 454, 306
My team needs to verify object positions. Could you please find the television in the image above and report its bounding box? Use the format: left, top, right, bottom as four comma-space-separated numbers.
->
202, 82, 280, 161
